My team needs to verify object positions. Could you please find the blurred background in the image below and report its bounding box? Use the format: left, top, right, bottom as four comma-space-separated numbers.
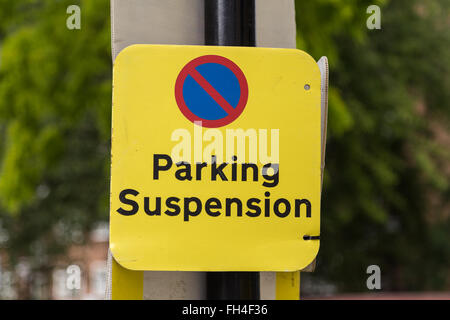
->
0, 0, 449, 299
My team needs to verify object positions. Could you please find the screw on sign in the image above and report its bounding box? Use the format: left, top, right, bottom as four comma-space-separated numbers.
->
175, 55, 248, 128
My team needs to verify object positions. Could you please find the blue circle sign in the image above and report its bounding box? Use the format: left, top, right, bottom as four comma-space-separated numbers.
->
175, 55, 249, 128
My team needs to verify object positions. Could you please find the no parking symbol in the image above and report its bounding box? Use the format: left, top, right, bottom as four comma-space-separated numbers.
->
175, 55, 248, 128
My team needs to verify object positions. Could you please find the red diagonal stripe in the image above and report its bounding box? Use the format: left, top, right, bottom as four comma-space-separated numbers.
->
189, 68, 236, 115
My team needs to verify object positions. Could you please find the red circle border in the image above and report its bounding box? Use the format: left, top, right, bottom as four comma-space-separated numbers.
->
174, 55, 249, 128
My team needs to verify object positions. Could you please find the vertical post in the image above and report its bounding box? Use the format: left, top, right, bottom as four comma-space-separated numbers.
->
205, 0, 255, 46
276, 272, 300, 300
109, 0, 301, 300
204, 0, 259, 300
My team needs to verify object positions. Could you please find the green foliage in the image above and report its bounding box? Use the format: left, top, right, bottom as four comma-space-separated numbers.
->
0, 0, 448, 296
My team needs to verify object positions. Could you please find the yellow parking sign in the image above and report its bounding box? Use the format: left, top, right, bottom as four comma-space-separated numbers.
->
110, 45, 321, 271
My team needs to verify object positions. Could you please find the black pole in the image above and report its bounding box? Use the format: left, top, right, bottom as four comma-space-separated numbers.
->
205, 0, 255, 46
204, 0, 259, 300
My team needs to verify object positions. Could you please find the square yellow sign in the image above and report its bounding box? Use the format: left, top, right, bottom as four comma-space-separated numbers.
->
110, 45, 321, 271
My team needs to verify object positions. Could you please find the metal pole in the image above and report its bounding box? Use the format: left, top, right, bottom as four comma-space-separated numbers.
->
204, 0, 259, 300
205, 0, 255, 46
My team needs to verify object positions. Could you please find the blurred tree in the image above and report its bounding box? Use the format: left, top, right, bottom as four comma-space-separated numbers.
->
296, 0, 450, 292
0, 0, 448, 298
0, 0, 111, 298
